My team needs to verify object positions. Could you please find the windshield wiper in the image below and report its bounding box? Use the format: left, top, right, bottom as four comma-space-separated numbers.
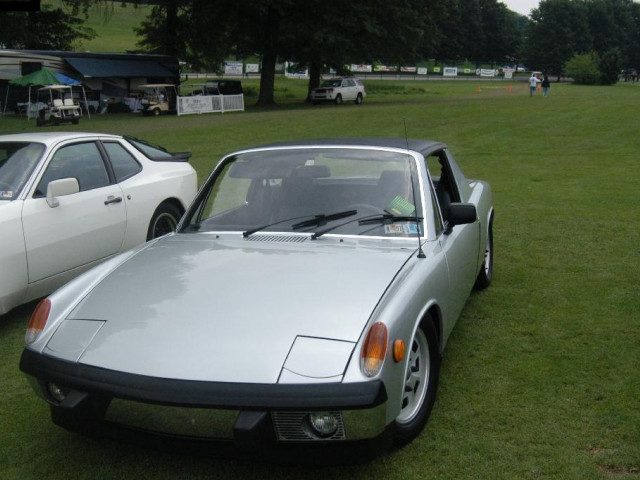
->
311, 212, 423, 239
291, 209, 357, 230
243, 209, 357, 238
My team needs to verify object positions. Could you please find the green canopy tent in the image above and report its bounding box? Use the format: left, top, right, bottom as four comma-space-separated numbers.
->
3, 68, 76, 119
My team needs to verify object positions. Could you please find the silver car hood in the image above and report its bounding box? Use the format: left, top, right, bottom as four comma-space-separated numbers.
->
67, 233, 413, 383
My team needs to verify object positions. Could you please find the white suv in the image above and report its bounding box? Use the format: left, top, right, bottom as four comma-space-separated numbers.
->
310, 77, 366, 104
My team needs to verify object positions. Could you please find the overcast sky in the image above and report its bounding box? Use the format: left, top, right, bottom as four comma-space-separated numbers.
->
502, 0, 539, 15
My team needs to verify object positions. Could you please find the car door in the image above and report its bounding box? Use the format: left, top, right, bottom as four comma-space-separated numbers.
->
426, 151, 479, 324
341, 79, 356, 100
21, 141, 127, 284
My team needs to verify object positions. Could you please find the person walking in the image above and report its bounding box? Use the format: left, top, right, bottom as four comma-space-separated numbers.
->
529, 73, 539, 96
541, 74, 550, 97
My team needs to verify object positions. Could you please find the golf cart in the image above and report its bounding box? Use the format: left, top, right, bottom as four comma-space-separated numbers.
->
35, 85, 80, 126
139, 84, 178, 116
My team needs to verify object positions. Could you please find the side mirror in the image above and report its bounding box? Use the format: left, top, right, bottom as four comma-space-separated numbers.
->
46, 177, 79, 208
445, 203, 477, 233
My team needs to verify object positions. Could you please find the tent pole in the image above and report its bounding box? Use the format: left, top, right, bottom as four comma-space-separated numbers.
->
3, 86, 9, 117
28, 86, 32, 121
82, 86, 90, 119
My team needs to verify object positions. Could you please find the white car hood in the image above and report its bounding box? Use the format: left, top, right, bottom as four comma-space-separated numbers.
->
66, 233, 414, 383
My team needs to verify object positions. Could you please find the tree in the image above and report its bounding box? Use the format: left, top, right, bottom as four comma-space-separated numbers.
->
523, 0, 592, 79
0, 2, 96, 50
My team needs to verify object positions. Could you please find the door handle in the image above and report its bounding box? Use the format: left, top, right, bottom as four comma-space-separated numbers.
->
104, 196, 123, 205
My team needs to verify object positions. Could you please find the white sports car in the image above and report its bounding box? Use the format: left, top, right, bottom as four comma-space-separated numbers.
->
0, 132, 197, 315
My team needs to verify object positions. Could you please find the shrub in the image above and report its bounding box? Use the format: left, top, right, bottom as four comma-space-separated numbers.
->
564, 52, 601, 85
599, 48, 622, 85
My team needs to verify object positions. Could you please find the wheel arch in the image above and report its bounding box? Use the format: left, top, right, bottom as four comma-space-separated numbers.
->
422, 304, 443, 353
157, 197, 186, 216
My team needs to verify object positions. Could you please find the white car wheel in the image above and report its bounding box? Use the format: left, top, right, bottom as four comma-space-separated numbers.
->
147, 202, 181, 240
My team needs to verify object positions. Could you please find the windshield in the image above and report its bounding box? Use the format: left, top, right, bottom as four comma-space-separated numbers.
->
0, 142, 45, 200
321, 80, 342, 87
184, 147, 424, 237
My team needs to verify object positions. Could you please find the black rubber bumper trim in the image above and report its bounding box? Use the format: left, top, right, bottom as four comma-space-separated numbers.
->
20, 348, 386, 410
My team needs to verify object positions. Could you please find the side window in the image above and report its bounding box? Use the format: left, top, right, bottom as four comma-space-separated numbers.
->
426, 151, 459, 224
430, 187, 444, 235
103, 142, 142, 182
35, 142, 109, 197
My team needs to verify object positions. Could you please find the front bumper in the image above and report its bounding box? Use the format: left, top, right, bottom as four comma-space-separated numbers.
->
20, 349, 392, 461
310, 91, 337, 101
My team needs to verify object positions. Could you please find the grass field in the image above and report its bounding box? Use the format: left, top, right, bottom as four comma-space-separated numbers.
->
42, 0, 152, 53
0, 80, 638, 479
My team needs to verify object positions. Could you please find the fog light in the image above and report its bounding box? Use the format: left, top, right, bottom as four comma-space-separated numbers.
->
47, 383, 68, 403
308, 412, 339, 437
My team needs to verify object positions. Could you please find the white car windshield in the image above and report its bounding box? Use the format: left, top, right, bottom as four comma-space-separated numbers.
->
321, 80, 342, 87
0, 142, 45, 200
185, 147, 424, 237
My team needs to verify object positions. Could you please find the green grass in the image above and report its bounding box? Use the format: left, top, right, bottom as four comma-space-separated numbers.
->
1, 81, 639, 479
43, 0, 152, 53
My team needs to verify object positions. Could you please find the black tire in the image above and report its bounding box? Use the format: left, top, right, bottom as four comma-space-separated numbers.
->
72, 118, 80, 125
334, 94, 343, 105
355, 93, 363, 104
474, 213, 494, 290
152, 108, 161, 116
393, 316, 441, 446
146, 202, 181, 241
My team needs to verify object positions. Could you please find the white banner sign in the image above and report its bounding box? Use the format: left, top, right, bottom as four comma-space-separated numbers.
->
224, 62, 243, 75
177, 94, 244, 116
443, 67, 458, 77
245, 64, 259, 73
477, 69, 498, 77
350, 64, 373, 73
417, 67, 428, 75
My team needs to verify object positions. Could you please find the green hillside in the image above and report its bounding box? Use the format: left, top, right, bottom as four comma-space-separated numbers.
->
43, 0, 150, 53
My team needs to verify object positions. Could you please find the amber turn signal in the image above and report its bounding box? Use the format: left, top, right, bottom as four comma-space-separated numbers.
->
393, 339, 406, 362
25, 298, 51, 345
361, 322, 388, 377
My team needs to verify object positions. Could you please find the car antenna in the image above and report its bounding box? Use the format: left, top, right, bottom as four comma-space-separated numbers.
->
404, 119, 426, 259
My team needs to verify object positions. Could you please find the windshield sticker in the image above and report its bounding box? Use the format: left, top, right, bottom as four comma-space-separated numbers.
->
384, 224, 405, 234
386, 196, 416, 216
1, 191, 13, 199
383, 223, 423, 235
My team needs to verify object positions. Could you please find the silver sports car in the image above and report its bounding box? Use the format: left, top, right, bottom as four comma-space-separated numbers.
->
20, 138, 493, 460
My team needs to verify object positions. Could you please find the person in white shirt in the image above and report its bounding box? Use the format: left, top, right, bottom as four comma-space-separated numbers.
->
529, 74, 539, 96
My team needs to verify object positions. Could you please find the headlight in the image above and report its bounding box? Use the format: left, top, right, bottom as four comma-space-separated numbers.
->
46, 382, 69, 403
308, 412, 340, 437
25, 298, 51, 345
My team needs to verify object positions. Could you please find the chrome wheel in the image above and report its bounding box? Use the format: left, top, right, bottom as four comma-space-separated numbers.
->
396, 328, 430, 424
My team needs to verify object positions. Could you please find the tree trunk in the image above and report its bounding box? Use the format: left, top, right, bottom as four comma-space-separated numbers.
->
257, 7, 280, 106
306, 60, 322, 102
163, 0, 179, 57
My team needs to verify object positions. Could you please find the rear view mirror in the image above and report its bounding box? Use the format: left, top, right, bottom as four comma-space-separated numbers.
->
446, 203, 477, 232
46, 177, 79, 208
